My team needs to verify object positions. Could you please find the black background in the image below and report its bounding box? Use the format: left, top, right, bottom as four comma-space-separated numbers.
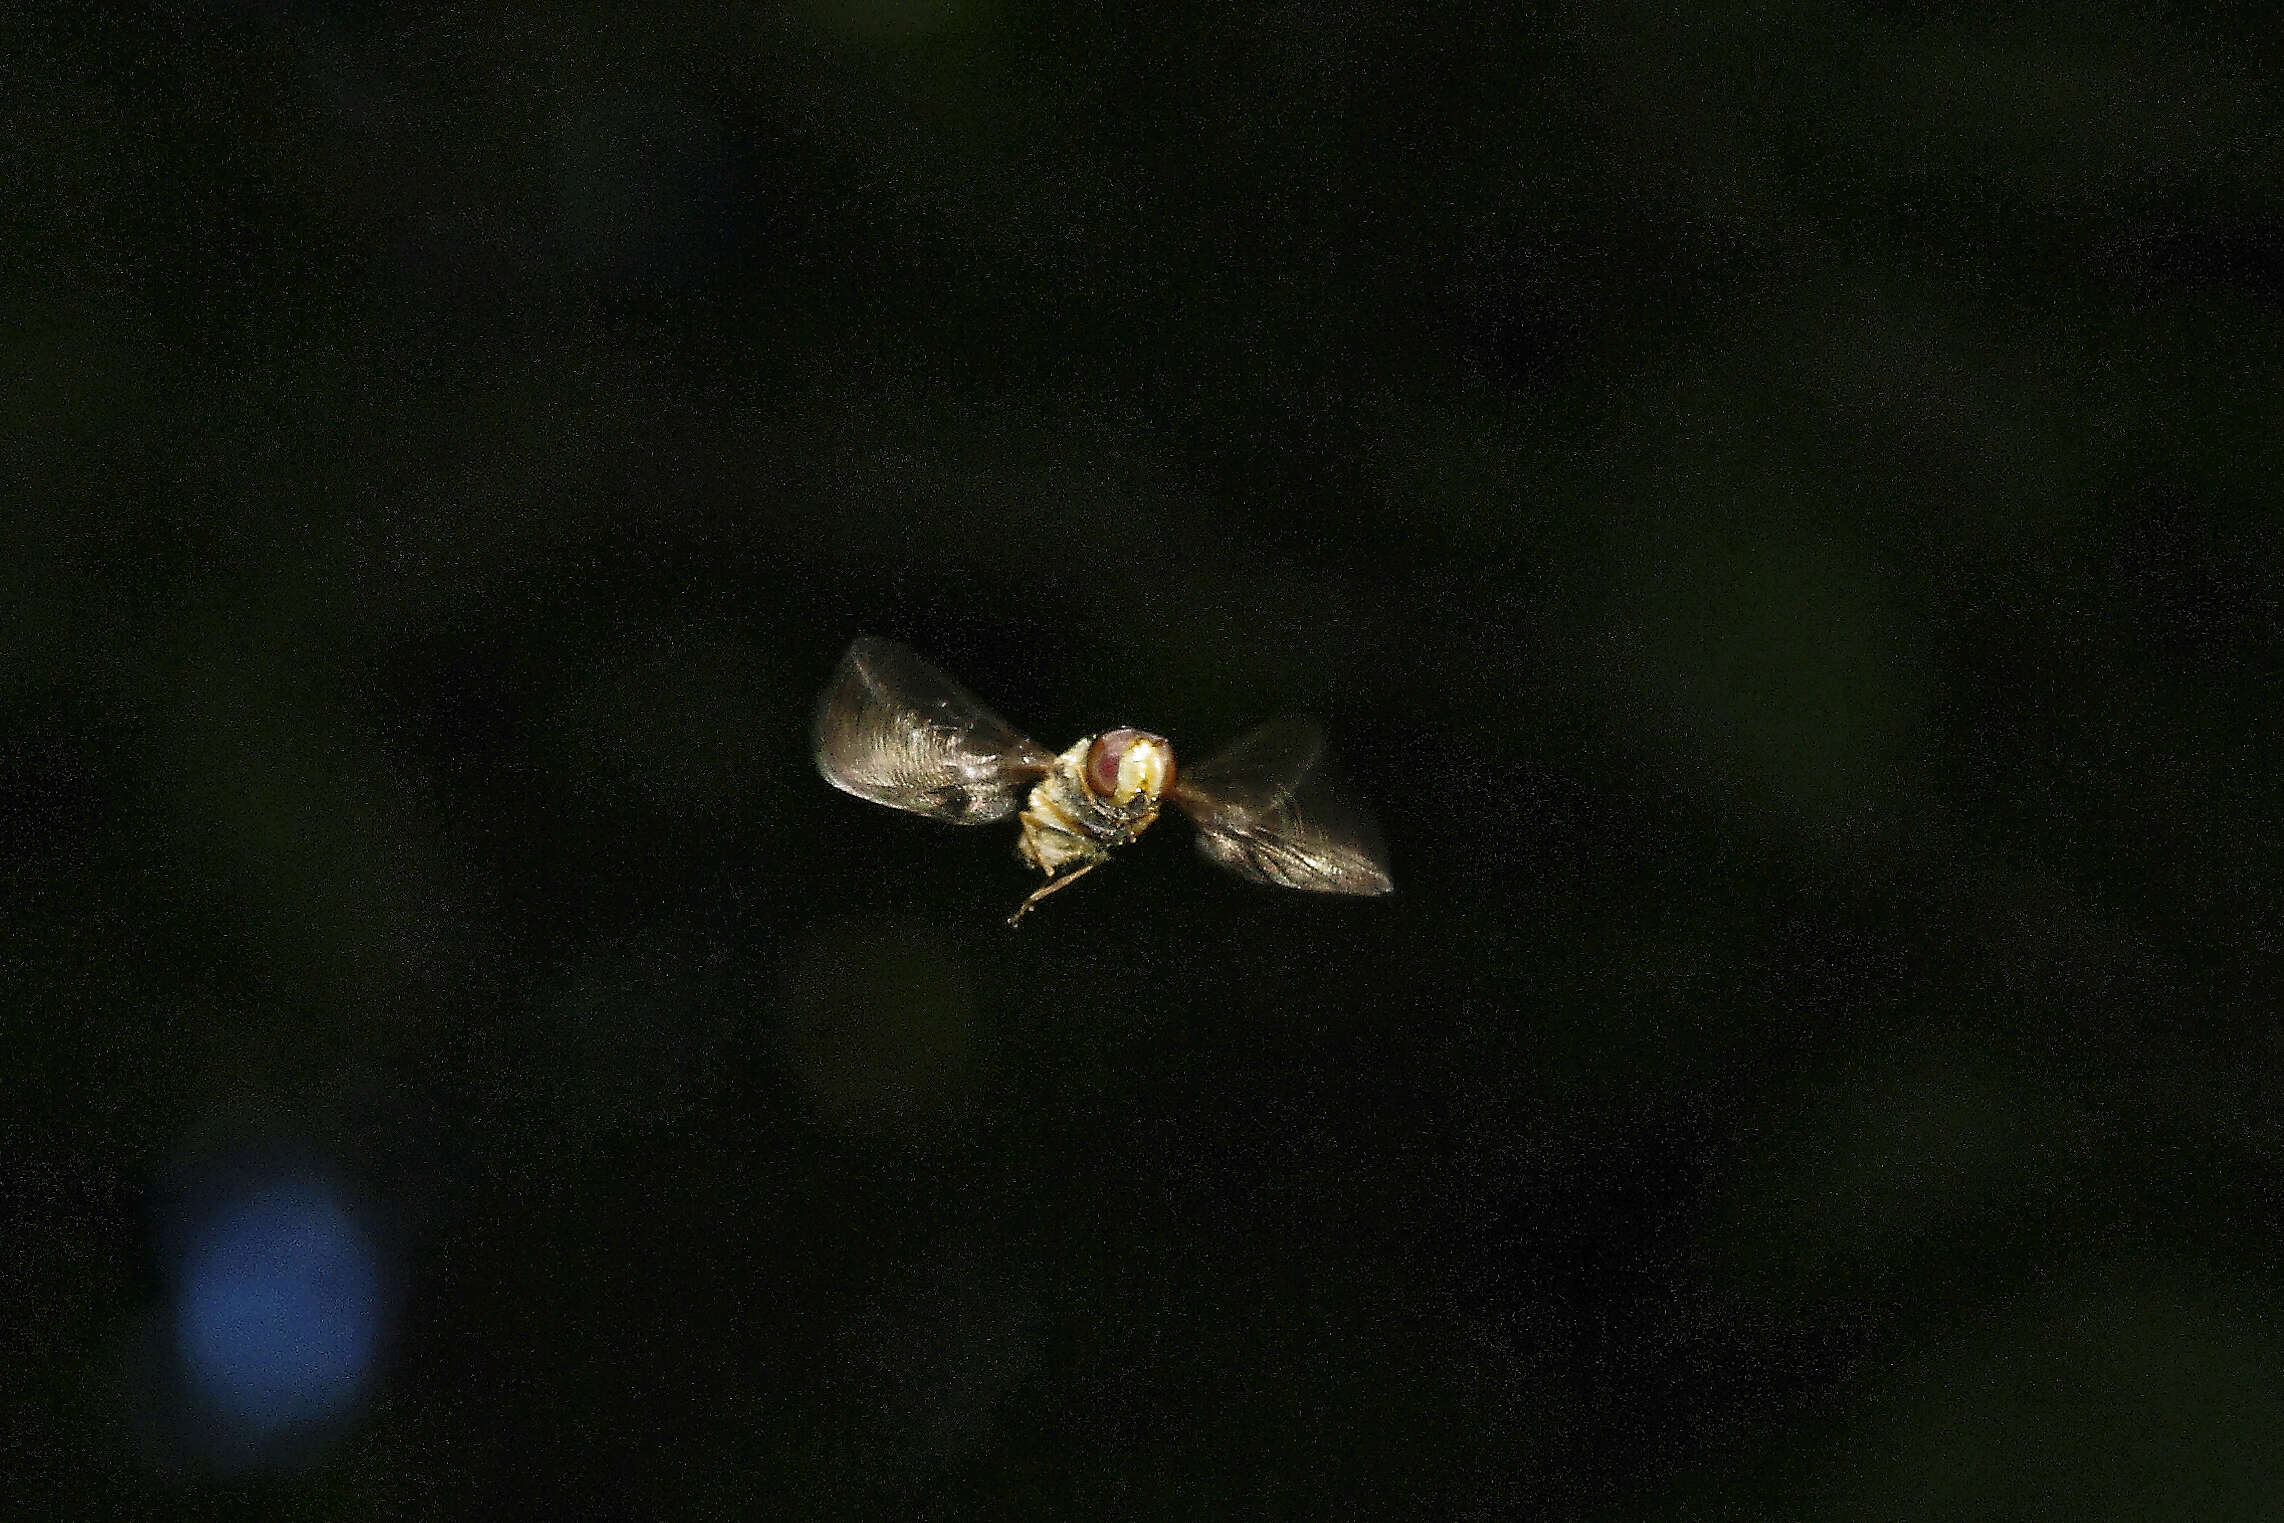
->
8, 2, 2284, 1517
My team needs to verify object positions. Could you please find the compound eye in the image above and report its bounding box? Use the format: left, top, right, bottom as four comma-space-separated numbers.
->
1086, 729, 1144, 797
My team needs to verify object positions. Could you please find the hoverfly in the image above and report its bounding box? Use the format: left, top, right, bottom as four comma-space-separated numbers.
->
813, 637, 1393, 925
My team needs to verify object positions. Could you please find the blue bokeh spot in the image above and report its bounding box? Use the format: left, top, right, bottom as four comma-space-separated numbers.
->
175, 1180, 380, 1434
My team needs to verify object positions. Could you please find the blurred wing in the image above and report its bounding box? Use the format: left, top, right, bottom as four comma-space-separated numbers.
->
1171, 716, 1393, 895
813, 637, 1052, 824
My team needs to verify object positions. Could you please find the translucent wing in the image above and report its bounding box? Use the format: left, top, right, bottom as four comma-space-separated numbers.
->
1170, 716, 1393, 895
813, 637, 1052, 824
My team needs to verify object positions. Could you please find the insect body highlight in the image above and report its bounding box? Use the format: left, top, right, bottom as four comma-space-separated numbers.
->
1007, 731, 1176, 924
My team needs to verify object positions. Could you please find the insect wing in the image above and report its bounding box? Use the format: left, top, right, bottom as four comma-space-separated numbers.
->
1171, 716, 1393, 895
813, 637, 1052, 824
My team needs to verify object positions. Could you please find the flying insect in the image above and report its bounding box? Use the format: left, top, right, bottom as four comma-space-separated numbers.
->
813, 637, 1393, 924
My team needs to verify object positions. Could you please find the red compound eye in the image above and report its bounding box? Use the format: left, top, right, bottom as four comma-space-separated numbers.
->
1084, 729, 1172, 800
1086, 729, 1143, 796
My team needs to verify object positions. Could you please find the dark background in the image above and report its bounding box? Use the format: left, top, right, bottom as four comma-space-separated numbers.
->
8, 2, 2284, 1517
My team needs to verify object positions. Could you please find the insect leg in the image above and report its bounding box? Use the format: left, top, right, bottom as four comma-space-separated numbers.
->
1006, 858, 1104, 927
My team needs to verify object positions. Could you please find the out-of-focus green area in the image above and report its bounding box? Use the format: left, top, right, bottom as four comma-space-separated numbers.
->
6, 0, 2282, 1515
